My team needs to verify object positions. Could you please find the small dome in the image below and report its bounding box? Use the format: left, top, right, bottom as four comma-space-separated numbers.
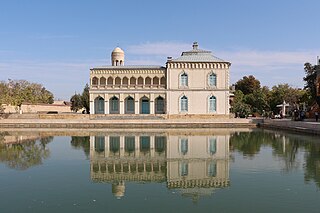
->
112, 47, 124, 53
111, 46, 125, 66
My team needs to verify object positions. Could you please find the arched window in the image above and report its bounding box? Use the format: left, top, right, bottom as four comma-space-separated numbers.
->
115, 77, 121, 86
180, 72, 188, 87
130, 77, 136, 86
180, 95, 188, 112
92, 77, 98, 86
140, 136, 150, 153
94, 136, 105, 153
122, 77, 128, 86
153, 77, 159, 85
145, 77, 151, 86
109, 96, 119, 114
100, 77, 106, 86
209, 137, 217, 155
160, 77, 166, 86
180, 138, 188, 155
179, 161, 188, 176
138, 77, 144, 86
125, 136, 135, 153
208, 73, 217, 87
209, 96, 216, 112
125, 96, 135, 114
94, 96, 104, 114
109, 136, 120, 153
207, 161, 217, 177
155, 96, 165, 114
107, 77, 113, 86
155, 136, 166, 153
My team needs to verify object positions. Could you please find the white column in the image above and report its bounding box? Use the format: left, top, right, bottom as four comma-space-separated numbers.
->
150, 93, 154, 114
150, 136, 155, 157
135, 135, 140, 157
105, 136, 109, 158
120, 94, 124, 114
135, 96, 139, 114
104, 94, 109, 114
90, 101, 94, 114
120, 136, 125, 157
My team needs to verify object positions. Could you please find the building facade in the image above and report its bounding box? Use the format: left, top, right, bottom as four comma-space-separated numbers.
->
89, 42, 231, 117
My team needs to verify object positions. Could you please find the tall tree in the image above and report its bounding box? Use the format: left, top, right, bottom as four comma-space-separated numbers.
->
235, 75, 261, 95
81, 84, 90, 114
303, 62, 317, 102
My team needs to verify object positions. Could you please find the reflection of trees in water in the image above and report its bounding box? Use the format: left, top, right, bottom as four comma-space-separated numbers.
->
0, 136, 53, 170
230, 131, 271, 158
271, 136, 304, 172
230, 130, 320, 188
304, 143, 320, 188
70, 136, 90, 157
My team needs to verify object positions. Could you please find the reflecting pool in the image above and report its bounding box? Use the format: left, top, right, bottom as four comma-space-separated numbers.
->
0, 128, 319, 213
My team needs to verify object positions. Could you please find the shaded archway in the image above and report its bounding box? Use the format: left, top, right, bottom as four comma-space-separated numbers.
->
92, 77, 98, 86
153, 77, 159, 85
107, 77, 113, 87
115, 77, 121, 87
145, 77, 151, 87
100, 77, 106, 86
137, 77, 143, 86
125, 96, 135, 114
160, 77, 166, 86
109, 96, 119, 114
140, 96, 150, 114
130, 77, 136, 86
122, 77, 128, 87
155, 96, 165, 114
94, 96, 105, 114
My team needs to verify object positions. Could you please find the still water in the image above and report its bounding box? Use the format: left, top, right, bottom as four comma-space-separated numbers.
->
0, 128, 319, 213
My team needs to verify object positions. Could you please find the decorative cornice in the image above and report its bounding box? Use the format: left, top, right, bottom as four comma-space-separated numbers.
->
166, 62, 231, 69
90, 69, 166, 75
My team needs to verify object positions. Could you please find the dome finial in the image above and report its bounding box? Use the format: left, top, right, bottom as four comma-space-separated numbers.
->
192, 42, 198, 50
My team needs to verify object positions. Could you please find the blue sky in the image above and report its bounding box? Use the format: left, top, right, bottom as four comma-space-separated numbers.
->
0, 0, 320, 100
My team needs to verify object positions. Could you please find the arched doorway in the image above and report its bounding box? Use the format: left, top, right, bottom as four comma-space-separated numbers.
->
155, 96, 165, 114
125, 96, 135, 114
94, 96, 105, 114
140, 96, 150, 114
109, 96, 119, 114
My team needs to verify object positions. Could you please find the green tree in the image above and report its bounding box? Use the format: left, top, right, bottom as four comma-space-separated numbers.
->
0, 80, 54, 111
235, 75, 261, 95
232, 90, 251, 117
70, 93, 83, 112
81, 84, 90, 114
303, 62, 317, 102
243, 88, 269, 114
269, 84, 305, 112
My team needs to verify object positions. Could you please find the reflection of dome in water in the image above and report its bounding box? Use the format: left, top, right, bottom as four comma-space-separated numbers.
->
112, 181, 125, 199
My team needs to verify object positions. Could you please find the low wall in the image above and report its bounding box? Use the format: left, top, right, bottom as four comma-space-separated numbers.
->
260, 119, 320, 135
3, 104, 72, 114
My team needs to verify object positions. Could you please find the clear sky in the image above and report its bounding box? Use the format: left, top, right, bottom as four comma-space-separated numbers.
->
1, 0, 320, 100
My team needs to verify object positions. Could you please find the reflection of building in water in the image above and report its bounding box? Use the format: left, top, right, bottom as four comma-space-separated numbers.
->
166, 134, 229, 198
90, 131, 230, 200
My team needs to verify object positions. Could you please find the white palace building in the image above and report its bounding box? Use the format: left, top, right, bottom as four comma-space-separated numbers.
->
89, 42, 231, 118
